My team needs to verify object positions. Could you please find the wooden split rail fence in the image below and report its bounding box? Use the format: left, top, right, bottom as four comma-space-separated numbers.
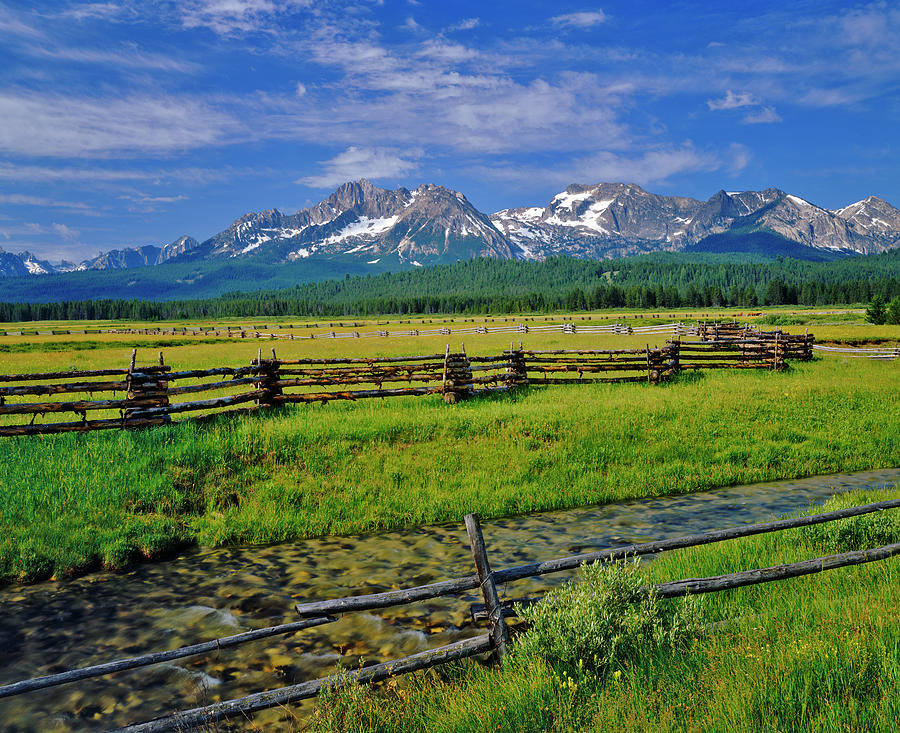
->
2, 498, 900, 731
0, 331, 804, 437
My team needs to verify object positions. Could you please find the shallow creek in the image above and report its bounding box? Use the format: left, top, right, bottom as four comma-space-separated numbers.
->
2, 468, 899, 731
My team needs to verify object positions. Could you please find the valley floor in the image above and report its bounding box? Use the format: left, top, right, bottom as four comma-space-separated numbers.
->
2, 350, 899, 585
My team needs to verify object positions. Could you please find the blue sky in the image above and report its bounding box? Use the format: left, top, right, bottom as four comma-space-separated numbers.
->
1, 0, 898, 262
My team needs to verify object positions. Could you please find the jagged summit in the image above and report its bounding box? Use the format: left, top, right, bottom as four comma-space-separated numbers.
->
4, 181, 900, 277
492, 184, 900, 259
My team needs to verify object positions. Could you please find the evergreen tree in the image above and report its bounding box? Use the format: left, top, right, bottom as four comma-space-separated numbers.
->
886, 297, 900, 326
866, 295, 887, 325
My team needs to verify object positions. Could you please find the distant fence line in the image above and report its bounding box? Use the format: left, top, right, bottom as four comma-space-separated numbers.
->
0, 326, 812, 438
2, 498, 900, 731
0, 313, 765, 338
812, 344, 900, 360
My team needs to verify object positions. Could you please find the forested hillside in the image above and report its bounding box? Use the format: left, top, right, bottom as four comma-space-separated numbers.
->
3, 252, 899, 322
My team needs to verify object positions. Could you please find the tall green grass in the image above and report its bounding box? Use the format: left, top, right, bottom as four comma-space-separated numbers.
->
1, 357, 899, 584
310, 489, 900, 733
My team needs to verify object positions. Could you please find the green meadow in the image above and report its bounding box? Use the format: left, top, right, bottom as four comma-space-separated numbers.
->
1, 343, 899, 584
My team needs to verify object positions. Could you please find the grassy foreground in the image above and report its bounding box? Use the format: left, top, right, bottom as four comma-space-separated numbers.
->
310, 489, 900, 732
1, 355, 899, 584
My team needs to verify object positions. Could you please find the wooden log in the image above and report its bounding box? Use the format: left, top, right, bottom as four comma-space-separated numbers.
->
465, 514, 508, 662
273, 374, 444, 389
524, 376, 652, 384
295, 573, 480, 617
276, 386, 439, 404
112, 634, 492, 733
0, 616, 335, 700
493, 497, 900, 585
527, 364, 656, 373
0, 380, 129, 397
278, 363, 446, 376
0, 368, 130, 383
654, 541, 900, 598
477, 540, 900, 620
0, 397, 158, 415
166, 376, 260, 396
148, 366, 262, 381
0, 416, 166, 437
678, 363, 770, 370
523, 356, 661, 365
522, 348, 656, 355
275, 354, 445, 365
131, 390, 266, 417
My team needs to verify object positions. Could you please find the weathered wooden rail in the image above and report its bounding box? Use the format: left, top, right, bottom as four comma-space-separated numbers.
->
2, 497, 898, 731
0, 328, 809, 436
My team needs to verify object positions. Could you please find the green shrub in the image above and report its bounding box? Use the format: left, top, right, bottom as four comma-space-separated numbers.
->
799, 491, 900, 553
512, 560, 704, 675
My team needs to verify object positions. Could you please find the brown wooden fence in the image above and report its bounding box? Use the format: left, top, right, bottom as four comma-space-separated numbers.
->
1, 497, 898, 731
0, 330, 810, 438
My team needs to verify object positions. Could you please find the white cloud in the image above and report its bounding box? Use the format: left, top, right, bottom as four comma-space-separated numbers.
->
0, 162, 238, 184
707, 90, 759, 110
0, 193, 95, 211
179, 0, 312, 34
52, 222, 80, 240
25, 43, 200, 72
61, 3, 126, 21
295, 82, 307, 97
0, 5, 43, 38
473, 144, 720, 187
727, 143, 751, 174
402, 16, 421, 31
297, 147, 422, 188
742, 106, 781, 124
447, 17, 479, 32
0, 91, 240, 157
551, 11, 607, 29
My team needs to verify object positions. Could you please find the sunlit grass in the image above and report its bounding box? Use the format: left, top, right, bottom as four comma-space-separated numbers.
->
1, 354, 898, 584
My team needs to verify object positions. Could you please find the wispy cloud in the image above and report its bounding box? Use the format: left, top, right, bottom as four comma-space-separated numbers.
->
0, 91, 240, 157
550, 11, 607, 29
0, 193, 95, 211
472, 144, 720, 188
742, 106, 781, 124
52, 222, 80, 240
61, 3, 126, 22
0, 162, 265, 186
707, 90, 759, 110
297, 147, 422, 188
26, 44, 200, 72
178, 0, 313, 35
0, 4, 43, 38
446, 17, 479, 32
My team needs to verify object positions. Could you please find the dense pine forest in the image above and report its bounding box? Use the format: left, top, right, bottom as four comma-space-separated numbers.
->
3, 252, 900, 322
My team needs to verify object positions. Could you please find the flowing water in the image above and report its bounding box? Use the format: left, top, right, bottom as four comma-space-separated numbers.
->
2, 467, 899, 732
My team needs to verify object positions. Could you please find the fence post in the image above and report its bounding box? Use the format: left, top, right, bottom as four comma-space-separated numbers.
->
464, 513, 508, 663
124, 351, 170, 425
441, 344, 451, 402
256, 349, 282, 408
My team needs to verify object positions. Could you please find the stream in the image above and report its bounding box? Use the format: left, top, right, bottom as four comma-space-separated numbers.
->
2, 467, 899, 731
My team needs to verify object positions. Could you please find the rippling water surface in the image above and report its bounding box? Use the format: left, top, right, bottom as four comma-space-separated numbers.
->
2, 468, 899, 731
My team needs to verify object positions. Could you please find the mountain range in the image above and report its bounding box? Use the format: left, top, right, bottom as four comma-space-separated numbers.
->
3, 179, 900, 280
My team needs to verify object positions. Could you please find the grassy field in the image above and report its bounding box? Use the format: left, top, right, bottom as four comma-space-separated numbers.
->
1, 315, 899, 584
309, 488, 900, 732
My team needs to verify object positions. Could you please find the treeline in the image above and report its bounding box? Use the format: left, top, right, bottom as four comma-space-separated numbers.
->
3, 252, 900, 322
